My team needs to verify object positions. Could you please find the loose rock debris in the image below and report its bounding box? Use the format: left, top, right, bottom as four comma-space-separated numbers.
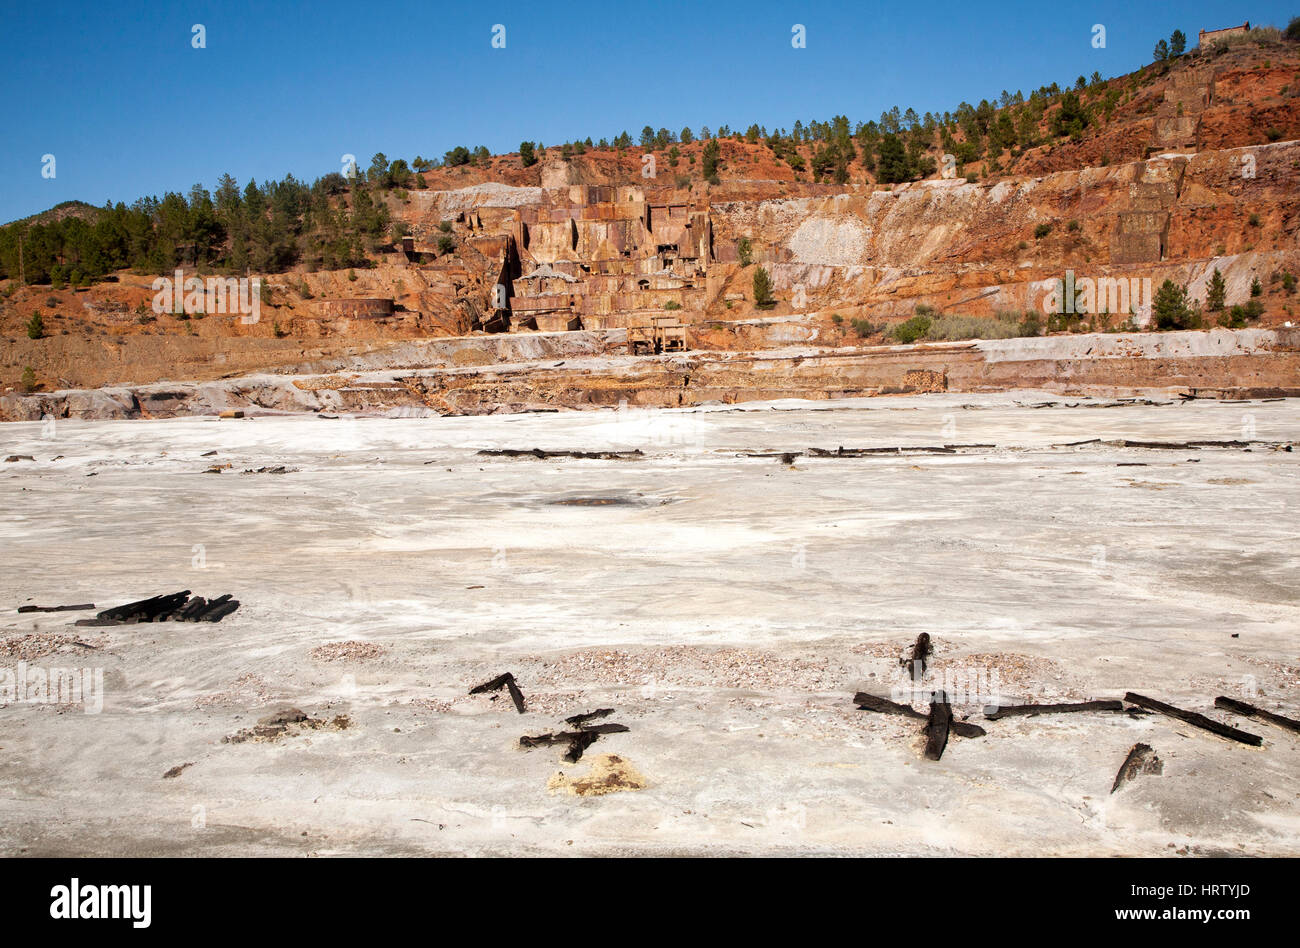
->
310, 640, 386, 663
74, 590, 240, 626
469, 672, 527, 713
223, 707, 351, 743
0, 632, 104, 661
1111, 743, 1163, 793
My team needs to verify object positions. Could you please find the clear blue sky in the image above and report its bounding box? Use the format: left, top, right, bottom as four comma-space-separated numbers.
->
2, 0, 1294, 222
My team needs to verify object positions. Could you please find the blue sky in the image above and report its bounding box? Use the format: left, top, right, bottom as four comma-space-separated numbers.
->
1, 0, 1294, 222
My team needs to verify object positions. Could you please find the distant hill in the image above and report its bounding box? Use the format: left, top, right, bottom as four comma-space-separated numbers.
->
3, 199, 103, 229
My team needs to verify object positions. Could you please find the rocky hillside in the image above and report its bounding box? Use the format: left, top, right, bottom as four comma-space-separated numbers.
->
3, 30, 1300, 395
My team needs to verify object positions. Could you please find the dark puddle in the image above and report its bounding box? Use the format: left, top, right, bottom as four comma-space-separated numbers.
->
549, 495, 653, 508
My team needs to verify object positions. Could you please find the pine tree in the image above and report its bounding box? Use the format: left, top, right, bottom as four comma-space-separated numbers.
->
702, 139, 721, 183
1206, 268, 1226, 311
1153, 279, 1195, 329
876, 134, 909, 183
752, 266, 775, 308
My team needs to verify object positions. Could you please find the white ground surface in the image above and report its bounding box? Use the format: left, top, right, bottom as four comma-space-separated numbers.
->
1, 391, 1298, 856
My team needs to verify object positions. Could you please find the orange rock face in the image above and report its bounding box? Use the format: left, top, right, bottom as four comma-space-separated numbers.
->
5, 43, 1300, 396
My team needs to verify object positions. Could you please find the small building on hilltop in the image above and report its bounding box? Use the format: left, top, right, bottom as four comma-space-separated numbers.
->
1198, 22, 1249, 47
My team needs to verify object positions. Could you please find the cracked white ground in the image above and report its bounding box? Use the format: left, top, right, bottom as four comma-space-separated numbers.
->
1, 391, 1298, 856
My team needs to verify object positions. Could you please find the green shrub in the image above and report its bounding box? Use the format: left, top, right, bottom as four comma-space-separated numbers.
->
663, 300, 682, 310
437, 235, 455, 255
737, 237, 753, 266
20, 366, 36, 392
1221, 300, 1264, 328
925, 312, 1027, 340
850, 318, 878, 337
889, 314, 933, 344
1251, 276, 1263, 297
1047, 311, 1085, 333
1034, 223, 1052, 239
1220, 306, 1248, 328
26, 313, 44, 339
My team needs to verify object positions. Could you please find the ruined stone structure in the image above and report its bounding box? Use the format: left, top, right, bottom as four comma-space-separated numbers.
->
1112, 159, 1184, 265
1153, 65, 1215, 151
403, 181, 712, 335
1199, 23, 1250, 47
506, 186, 711, 331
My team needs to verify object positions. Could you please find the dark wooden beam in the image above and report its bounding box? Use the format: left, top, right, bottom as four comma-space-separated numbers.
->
1214, 696, 1300, 735
1124, 692, 1261, 746
985, 700, 1125, 721
924, 691, 953, 761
